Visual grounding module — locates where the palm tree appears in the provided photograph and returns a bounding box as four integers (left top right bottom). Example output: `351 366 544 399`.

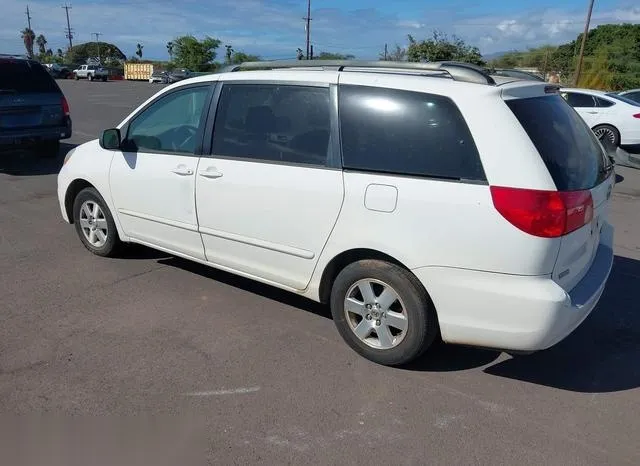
135 43 143 59
21 28 35 58
166 41 174 60
36 34 47 56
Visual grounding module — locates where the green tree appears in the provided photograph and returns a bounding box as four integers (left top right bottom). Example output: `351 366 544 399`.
67 42 126 64
230 51 260 64
315 51 356 60
225 45 233 63
172 35 221 71
407 31 484 66
135 43 144 59
36 34 47 57
485 24 640 89
21 28 35 58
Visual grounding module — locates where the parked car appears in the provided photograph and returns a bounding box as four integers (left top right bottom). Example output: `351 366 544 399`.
57 60 615 366
559 87 640 151
166 69 193 83
0 56 72 157
45 63 73 79
149 70 169 84
617 88 640 104
73 64 109 82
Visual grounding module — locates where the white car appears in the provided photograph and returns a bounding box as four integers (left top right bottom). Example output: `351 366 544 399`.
560 87 640 151
57 60 616 366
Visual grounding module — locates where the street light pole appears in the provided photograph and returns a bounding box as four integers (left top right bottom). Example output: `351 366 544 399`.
573 0 595 86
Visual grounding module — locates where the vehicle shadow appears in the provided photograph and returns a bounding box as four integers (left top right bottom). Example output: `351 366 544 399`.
0 142 76 176
482 254 640 393
158 254 639 393
156 256 331 320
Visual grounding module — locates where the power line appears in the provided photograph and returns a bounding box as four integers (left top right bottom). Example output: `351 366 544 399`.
62 3 73 50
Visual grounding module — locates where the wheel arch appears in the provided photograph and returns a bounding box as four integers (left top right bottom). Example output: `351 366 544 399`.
317 248 411 305
64 179 95 224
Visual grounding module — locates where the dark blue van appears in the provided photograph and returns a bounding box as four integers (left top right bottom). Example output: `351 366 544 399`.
0 56 72 157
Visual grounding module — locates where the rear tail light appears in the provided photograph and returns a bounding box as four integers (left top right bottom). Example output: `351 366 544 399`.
490 186 593 238
633 113 640 119
61 96 70 116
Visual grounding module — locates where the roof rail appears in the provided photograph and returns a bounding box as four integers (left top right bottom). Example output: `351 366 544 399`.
221 60 496 85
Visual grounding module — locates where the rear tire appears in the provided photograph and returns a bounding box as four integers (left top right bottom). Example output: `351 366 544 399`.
72 187 122 257
593 124 620 147
38 140 60 158
74 74 79 80
102 76 107 82
330 260 439 366
88 74 94 81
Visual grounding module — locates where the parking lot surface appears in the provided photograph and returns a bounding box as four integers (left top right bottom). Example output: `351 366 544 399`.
1 80 639 465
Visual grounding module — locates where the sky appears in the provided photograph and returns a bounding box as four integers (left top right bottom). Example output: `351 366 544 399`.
4 0 640 60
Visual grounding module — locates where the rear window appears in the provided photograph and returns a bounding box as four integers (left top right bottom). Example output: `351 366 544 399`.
0 60 60 93
506 95 606 191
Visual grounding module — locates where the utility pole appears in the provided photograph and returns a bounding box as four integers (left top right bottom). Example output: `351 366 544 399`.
310 44 314 60
62 3 73 50
384 43 388 60
304 0 311 60
25 5 32 30
92 32 102 61
573 0 595 86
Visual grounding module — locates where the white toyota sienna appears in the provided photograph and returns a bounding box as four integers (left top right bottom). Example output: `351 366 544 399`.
57 61 616 366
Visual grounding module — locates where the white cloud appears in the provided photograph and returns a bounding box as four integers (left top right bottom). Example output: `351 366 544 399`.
4 1 640 59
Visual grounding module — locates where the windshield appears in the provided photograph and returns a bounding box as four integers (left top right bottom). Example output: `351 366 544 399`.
506 95 607 191
0 60 60 93
605 93 640 106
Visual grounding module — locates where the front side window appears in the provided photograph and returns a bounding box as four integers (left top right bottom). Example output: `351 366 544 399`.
125 86 210 154
338 85 485 181
211 84 331 167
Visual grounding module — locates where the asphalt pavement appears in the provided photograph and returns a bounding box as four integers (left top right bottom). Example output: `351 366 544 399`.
1 79 639 465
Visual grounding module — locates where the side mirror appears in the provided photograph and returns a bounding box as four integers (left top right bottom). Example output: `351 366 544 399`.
99 128 121 150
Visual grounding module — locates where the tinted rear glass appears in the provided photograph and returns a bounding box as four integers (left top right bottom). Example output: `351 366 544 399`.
0 60 60 93
506 95 606 191
339 85 485 181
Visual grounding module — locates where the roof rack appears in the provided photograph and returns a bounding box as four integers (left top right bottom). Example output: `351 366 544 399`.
221 60 496 85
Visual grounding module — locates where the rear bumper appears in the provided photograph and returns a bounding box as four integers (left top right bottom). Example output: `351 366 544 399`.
620 129 640 147
0 120 72 146
413 222 614 352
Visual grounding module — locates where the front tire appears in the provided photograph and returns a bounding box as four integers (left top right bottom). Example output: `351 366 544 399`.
330 260 439 366
72 187 122 257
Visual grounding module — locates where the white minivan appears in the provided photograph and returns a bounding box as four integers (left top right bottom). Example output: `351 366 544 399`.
58 61 616 366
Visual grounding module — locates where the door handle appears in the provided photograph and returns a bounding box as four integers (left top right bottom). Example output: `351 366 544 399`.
586 111 599 114
199 167 223 179
171 165 193 176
